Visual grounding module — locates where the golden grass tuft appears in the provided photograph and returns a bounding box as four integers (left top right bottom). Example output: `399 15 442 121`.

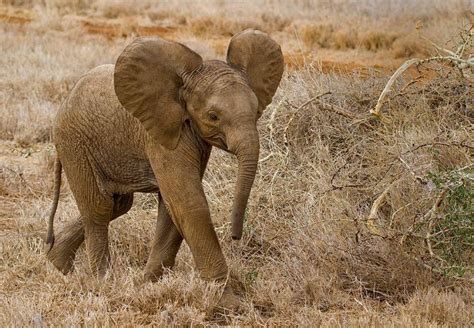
360 31 398 51
392 33 430 58
188 16 261 37
299 24 339 49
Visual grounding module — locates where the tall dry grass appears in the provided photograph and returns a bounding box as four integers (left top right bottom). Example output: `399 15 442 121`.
2 0 472 57
1 0 473 326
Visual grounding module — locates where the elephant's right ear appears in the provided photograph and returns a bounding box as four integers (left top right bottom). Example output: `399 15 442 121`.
114 37 202 149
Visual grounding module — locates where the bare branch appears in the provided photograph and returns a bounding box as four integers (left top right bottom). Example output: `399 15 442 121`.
371 58 420 118
283 91 330 147
426 188 449 257
366 186 391 236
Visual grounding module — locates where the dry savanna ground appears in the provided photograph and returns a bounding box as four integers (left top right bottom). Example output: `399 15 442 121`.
1 0 473 326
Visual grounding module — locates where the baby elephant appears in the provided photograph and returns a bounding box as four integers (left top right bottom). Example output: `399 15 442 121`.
45 29 283 305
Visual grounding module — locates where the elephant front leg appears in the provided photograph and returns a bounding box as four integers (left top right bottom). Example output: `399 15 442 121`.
144 196 183 281
163 196 240 310
166 196 228 281
152 162 228 281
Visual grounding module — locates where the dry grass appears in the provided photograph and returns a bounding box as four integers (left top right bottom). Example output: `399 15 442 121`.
1 0 473 326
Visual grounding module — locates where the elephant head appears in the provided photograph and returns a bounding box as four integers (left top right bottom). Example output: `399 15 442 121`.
114 29 284 240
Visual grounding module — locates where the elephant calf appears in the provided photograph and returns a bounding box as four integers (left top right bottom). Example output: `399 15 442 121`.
45 29 283 306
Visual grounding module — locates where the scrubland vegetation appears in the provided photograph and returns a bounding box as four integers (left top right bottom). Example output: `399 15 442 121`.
1 0 472 326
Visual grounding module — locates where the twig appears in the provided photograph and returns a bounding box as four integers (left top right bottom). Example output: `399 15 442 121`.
371 58 420 118
426 188 449 257
318 101 359 120
0 165 40 198
421 36 457 57
400 188 449 246
259 152 276 163
405 253 471 281
283 92 371 147
283 91 330 146
398 156 427 184
401 141 474 155
268 97 285 141
260 98 287 163
366 186 391 236
372 27 473 118
392 75 424 98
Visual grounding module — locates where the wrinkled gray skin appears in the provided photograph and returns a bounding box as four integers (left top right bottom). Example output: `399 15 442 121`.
45 30 283 309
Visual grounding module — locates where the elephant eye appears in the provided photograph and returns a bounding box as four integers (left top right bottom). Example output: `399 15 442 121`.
208 112 219 121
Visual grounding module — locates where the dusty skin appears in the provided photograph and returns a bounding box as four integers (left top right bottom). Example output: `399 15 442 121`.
1 0 473 326
47 31 283 310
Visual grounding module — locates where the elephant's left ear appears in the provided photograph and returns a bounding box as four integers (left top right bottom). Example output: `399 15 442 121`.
226 29 284 118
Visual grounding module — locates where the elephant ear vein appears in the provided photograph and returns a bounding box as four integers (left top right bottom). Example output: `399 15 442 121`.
114 37 202 149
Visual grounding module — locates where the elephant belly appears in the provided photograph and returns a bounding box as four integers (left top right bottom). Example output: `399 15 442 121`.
94 153 159 195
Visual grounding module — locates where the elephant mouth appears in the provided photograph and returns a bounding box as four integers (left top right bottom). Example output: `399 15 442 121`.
210 137 229 151
204 134 229 152
190 121 229 151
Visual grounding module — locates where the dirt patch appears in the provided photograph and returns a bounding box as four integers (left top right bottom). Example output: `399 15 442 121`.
66 15 177 39
0 6 34 24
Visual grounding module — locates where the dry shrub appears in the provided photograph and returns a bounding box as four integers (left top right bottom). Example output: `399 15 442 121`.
360 31 398 51
333 237 439 302
147 9 187 26
299 24 340 49
299 23 406 52
392 33 430 58
93 1 141 18
400 288 473 326
332 29 356 49
279 63 472 276
188 16 261 37
259 12 290 32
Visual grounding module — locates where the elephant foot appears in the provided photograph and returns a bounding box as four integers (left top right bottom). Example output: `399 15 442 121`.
47 247 75 274
45 219 85 274
46 235 83 274
143 268 165 282
217 286 241 311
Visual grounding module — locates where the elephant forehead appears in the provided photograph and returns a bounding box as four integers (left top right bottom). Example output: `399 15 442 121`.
207 85 257 109
184 60 249 95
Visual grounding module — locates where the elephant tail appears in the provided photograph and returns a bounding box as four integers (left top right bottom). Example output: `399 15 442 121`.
46 158 62 249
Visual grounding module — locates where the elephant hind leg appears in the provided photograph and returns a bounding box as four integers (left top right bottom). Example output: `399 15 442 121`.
46 216 85 274
144 195 183 282
83 193 134 277
46 194 133 275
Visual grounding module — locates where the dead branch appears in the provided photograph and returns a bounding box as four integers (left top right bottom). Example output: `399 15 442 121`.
426 188 449 257
366 186 391 236
317 101 367 123
372 27 473 118
283 91 330 146
371 58 420 118
259 98 287 163
401 141 474 155
400 188 449 246
398 156 427 184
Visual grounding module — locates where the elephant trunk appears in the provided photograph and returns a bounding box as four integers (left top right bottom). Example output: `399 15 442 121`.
230 132 260 240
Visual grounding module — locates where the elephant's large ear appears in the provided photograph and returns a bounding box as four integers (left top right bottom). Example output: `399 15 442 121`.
114 37 202 149
226 29 284 118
